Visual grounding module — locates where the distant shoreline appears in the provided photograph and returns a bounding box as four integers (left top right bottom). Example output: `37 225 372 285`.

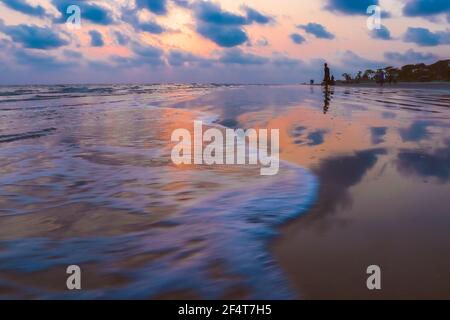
305 81 450 90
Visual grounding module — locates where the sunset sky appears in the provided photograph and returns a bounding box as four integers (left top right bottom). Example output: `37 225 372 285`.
0 0 448 84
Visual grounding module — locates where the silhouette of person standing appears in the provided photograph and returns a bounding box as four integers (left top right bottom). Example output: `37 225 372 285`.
323 63 331 86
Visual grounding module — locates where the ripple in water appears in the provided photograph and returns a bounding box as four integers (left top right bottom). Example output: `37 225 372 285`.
0 84 318 299
0 162 317 299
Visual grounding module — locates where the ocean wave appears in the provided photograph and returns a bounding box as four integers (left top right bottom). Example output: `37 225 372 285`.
0 85 319 299
0 162 317 299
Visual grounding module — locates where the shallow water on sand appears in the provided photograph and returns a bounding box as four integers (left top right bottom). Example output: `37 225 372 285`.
0 84 449 299
0 84 317 299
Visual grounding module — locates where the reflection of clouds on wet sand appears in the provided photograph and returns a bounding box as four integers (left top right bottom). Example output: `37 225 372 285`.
396 141 450 183
262 86 450 299
1 84 450 299
370 127 388 145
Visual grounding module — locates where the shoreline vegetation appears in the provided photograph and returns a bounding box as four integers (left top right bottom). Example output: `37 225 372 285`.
334 81 450 89
306 81 450 90
307 59 450 88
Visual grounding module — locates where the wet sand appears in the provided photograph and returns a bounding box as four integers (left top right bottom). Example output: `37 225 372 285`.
271 85 450 299
272 154 450 299
168 84 450 299
1 84 449 299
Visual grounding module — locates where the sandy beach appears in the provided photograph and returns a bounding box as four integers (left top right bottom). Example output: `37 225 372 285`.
271 84 450 299
0 84 449 299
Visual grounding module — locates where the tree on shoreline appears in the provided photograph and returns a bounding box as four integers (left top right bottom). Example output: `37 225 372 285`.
342 73 353 83
340 60 449 83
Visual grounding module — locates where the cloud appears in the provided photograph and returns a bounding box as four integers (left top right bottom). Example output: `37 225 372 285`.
135 0 168 16
384 49 438 63
290 33 305 44
196 23 248 47
297 23 335 39
337 50 383 70
0 21 69 49
218 48 269 65
133 21 165 34
324 0 379 15
134 20 164 33
14 49 73 70
168 50 212 67
89 30 104 47
167 50 197 66
194 1 247 25
370 25 392 40
403 27 450 46
87 59 112 71
194 2 274 25
255 37 269 47
402 0 450 18
271 54 302 67
122 9 165 34
1 0 46 17
242 6 273 24
169 48 304 69
63 49 83 59
381 11 392 18
172 0 191 8
193 2 271 47
109 42 166 69
52 0 114 25
108 55 133 68
131 42 165 66
113 31 129 46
